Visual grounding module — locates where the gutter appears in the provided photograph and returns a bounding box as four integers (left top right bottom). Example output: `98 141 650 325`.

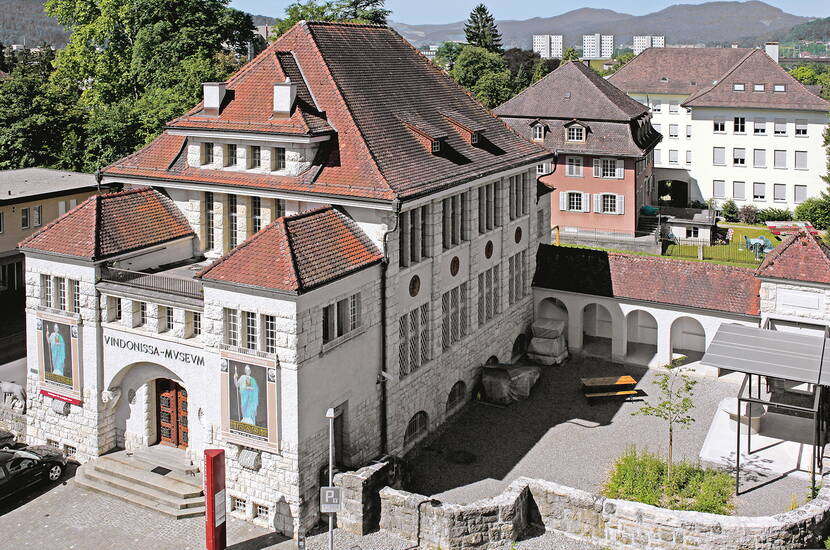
378 198 401 456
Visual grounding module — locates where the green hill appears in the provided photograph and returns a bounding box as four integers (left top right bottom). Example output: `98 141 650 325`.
0 0 67 47
785 16 830 41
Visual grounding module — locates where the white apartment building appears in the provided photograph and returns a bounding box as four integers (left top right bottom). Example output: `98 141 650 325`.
633 35 665 55
583 34 614 59
532 34 564 59
609 46 830 211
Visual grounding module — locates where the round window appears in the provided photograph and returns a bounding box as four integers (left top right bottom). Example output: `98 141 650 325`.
408 275 420 297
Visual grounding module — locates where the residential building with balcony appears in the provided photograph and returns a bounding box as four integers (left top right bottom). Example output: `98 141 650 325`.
609 46 830 211
495 61 661 249
18 22 551 538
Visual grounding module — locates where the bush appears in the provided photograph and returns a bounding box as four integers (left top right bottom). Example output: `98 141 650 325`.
757 207 793 224
794 196 830 230
738 204 758 225
603 447 734 514
720 200 739 222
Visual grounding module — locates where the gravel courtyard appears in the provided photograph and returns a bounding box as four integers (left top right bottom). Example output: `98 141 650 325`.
408 355 821 517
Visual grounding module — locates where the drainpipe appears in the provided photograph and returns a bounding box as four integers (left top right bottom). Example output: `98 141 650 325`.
378 199 401 456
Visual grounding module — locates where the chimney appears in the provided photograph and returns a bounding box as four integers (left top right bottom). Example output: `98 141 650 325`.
202 82 226 116
765 42 779 63
273 78 298 118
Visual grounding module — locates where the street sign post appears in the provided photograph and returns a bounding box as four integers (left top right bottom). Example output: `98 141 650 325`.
320 486 341 513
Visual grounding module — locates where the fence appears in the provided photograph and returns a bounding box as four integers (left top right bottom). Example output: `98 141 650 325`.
662 238 767 265
102 268 203 300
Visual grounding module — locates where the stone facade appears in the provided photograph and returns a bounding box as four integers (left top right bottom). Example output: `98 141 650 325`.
760 280 830 325
379 477 830 550
0 405 26 443
333 460 392 535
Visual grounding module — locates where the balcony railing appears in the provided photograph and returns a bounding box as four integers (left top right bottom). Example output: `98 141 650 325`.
101 268 203 301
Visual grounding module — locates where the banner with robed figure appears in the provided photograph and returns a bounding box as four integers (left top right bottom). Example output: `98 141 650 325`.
42 320 73 387
227 359 268 440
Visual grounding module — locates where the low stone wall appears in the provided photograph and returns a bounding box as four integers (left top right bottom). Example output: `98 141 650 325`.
379 477 830 550
334 461 391 535
0 404 26 443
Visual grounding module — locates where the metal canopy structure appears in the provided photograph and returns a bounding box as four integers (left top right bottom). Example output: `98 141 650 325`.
702 323 830 494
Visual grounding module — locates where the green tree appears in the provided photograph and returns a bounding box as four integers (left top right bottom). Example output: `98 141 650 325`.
464 4 502 53
336 0 390 24
634 360 697 488
531 58 559 83
472 69 512 108
449 46 506 90
789 65 819 85
273 1 339 37
795 196 830 230
562 47 579 61
434 41 465 71
720 199 739 222
603 52 634 76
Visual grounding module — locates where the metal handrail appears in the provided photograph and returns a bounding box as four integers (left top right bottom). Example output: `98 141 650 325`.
102 267 203 300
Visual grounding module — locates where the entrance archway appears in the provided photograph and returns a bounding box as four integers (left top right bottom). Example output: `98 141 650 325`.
658 180 689 207
582 303 612 358
156 379 188 449
626 310 658 365
537 297 568 330
670 317 706 363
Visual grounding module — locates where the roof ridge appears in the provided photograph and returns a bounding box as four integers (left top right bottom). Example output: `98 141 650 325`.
683 49 757 105
302 20 388 29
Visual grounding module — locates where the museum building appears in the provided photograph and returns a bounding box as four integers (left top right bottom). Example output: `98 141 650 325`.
17 22 552 535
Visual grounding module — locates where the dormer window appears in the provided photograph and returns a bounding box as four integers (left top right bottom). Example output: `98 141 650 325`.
733 83 745 91
753 83 765 92
774 84 786 92
471 132 479 145
566 126 585 142
203 142 214 165
431 140 441 153
226 144 238 167
532 124 544 141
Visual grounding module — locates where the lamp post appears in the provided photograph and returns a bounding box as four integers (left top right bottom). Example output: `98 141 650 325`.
325 407 336 550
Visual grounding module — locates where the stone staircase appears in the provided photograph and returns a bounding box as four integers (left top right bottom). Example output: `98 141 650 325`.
637 215 660 236
75 446 205 519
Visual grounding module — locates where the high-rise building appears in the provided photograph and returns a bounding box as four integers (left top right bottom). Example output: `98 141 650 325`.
582 34 614 59
532 34 564 59
633 35 666 55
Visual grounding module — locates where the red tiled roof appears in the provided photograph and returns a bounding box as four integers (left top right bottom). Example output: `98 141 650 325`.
104 22 550 203
19 187 194 260
533 245 761 316
756 232 830 285
198 206 382 292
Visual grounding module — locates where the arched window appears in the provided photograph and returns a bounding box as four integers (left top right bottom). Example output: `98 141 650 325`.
446 381 466 412
403 411 428 447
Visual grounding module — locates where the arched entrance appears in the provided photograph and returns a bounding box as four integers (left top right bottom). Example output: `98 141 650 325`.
538 297 568 332
670 317 706 364
626 310 658 365
658 180 689 207
582 303 612 358
156 379 188 449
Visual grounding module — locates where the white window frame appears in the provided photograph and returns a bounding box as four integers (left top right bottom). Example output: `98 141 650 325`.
733 148 746 166
733 83 745 91
21 207 30 229
795 150 808 170
753 149 766 168
752 182 765 201
753 83 765 92
668 150 678 165
566 126 584 142
795 120 808 137
669 124 678 138
713 147 725 166
774 119 787 136
733 181 746 201
774 149 786 169
753 119 766 135
773 183 786 203
532 124 544 141
33 205 42 227
774 84 786 92
713 119 725 133
566 156 583 177
794 184 807 204
733 117 746 134
713 180 725 199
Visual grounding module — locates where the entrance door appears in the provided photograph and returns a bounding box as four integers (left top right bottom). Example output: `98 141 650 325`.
157 380 188 449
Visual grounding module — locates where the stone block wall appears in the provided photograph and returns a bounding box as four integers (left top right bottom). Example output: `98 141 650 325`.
334 461 391 535
0 405 26 442
378 477 830 550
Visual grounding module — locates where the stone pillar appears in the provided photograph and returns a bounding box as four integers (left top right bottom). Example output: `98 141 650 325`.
611 310 626 363
123 299 138 328
212 143 223 170
172 307 187 339
214 193 227 255
146 303 160 333
237 195 249 244
656 317 673 367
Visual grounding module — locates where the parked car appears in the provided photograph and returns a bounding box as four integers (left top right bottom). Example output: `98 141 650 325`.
0 446 67 500
0 429 15 449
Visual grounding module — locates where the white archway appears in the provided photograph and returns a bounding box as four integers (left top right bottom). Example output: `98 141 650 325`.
670 317 706 363
626 310 658 365
582 303 613 358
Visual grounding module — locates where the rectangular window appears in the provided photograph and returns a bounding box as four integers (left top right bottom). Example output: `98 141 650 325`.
226 144 238 167
566 126 584 141
753 149 766 168
204 142 214 165
441 282 468 351
225 308 239 346
734 117 745 134
669 102 679 114
668 150 678 165
56 277 66 310
566 156 583 177
795 120 807 137
399 303 430 377
274 199 286 219
654 149 661 164
753 83 765 92
323 294 361 344
567 192 582 212
733 83 745 91
601 194 617 213
477 264 500 326
33 205 42 227
774 84 786 92
753 119 766 135
774 150 786 169
70 280 80 313
733 181 745 200
273 147 286 170
653 99 662 112
243 311 257 350
733 148 745 166
508 174 529 220
685 226 699 238
713 180 725 199
795 185 807 204
669 124 678 138
0 211 3 234
191 312 201 337
533 125 544 141
255 504 270 519
685 150 692 165
795 151 808 170
250 146 261 168
21 207 29 229
166 306 174 332
686 125 692 138
228 194 239 248
753 182 765 201
599 158 618 178
653 123 661 133
251 196 262 233
204 192 215 250
137 301 147 327
478 182 497 233
774 184 786 202
41 275 52 308
713 120 725 133
774 119 787 136
508 251 528 306
537 163 547 175
713 147 725 166
264 315 277 353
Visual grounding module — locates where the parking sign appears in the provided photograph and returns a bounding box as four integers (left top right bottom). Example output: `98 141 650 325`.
320 486 341 513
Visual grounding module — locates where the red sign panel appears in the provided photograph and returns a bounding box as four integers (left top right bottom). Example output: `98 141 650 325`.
39 389 82 406
205 449 227 550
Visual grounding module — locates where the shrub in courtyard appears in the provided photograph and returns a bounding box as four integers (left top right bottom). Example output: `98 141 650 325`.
795 196 830 230
757 208 792 224
720 200 739 222
738 204 758 224
603 447 734 514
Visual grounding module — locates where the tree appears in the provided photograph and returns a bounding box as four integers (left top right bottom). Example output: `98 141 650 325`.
531 58 559 83
795 196 830 230
273 1 340 37
562 47 579 61
720 199 739 222
503 48 542 93
336 0 390 24
449 46 506 91
634 360 697 489
789 65 819 85
603 52 634 76
464 4 502 53
472 69 512 108
434 41 465 71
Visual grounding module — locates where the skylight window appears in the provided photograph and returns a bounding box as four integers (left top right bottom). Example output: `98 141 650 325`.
733 83 745 91
431 140 441 153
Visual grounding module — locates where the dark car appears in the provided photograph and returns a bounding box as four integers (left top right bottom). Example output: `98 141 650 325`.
0 446 67 500
0 429 15 449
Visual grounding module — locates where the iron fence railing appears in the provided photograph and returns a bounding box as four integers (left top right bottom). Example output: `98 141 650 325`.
661 238 767 265
102 267 203 300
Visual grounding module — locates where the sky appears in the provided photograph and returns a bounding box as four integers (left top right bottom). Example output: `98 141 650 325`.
228 0 830 24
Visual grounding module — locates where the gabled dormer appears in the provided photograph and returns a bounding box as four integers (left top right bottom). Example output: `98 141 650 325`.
563 119 588 142
441 110 485 146
529 119 547 142
400 113 448 154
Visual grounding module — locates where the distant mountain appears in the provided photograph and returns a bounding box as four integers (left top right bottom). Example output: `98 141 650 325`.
784 16 830 41
0 0 67 47
392 1 813 50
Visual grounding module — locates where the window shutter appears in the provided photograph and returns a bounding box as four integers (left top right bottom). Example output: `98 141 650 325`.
616 195 625 215
593 194 602 213
582 193 591 212
592 158 601 178
559 192 567 211
615 159 624 179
